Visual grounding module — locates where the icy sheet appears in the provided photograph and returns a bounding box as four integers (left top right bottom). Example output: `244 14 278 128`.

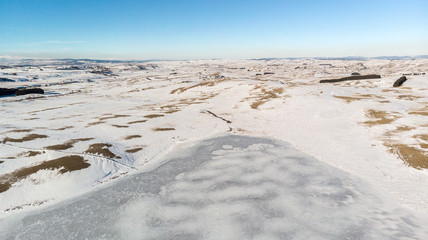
1 135 426 239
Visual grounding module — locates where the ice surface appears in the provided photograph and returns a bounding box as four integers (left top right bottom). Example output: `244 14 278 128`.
1 135 426 239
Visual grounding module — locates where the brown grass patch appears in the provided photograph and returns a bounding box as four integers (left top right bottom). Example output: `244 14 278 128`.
333 95 363 103
3 134 48 143
364 110 399 126
6 129 33 133
153 127 175 132
53 126 74 131
409 111 428 116
396 126 415 132
170 79 226 94
334 94 383 103
144 114 164 119
163 109 180 114
111 124 129 128
0 155 89 193
421 144 428 149
27 151 43 157
409 106 428 116
45 138 93 151
386 144 428 169
125 147 143 153
124 135 141 140
250 87 285 109
99 114 130 120
414 134 428 142
87 121 106 126
127 120 147 124
85 143 121 159
397 95 422 101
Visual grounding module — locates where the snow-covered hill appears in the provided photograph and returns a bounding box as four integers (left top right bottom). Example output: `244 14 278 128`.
1 58 427 219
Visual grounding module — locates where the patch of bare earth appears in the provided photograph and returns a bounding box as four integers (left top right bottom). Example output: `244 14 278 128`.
45 138 94 151
158 93 219 114
0 155 89 193
127 120 147 124
53 126 74 131
248 87 286 109
2 134 48 143
409 105 428 116
125 147 143 153
85 143 121 159
333 94 384 103
385 144 428 169
87 121 106 126
99 114 130 120
378 125 428 169
27 151 43 157
6 129 33 133
124 135 141 140
170 78 227 94
111 124 129 128
153 127 175 132
144 114 164 119
363 110 400 126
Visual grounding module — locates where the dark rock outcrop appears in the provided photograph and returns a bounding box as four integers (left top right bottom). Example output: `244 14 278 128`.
15 88 44 96
393 76 407 87
0 88 16 96
320 74 381 83
0 88 44 97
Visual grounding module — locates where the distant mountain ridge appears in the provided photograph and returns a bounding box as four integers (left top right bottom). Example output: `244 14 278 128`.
1 55 428 66
256 55 428 61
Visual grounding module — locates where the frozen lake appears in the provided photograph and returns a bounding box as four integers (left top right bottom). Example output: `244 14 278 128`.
1 135 427 239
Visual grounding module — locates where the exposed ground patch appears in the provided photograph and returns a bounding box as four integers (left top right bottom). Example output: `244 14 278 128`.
386 144 428 169
85 143 121 159
87 121 106 126
124 135 141 140
127 120 147 124
153 127 175 132
0 155 89 193
99 114 130 121
409 105 428 116
144 114 164 119
363 110 400 126
333 94 383 103
125 147 143 153
249 87 286 109
6 129 33 133
53 126 74 131
111 124 129 128
3 134 48 143
45 138 94 151
170 79 227 94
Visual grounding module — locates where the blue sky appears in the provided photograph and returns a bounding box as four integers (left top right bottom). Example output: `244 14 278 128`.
1 0 427 59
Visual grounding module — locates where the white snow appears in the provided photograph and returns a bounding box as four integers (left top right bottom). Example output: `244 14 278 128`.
0 58 427 229
1 135 427 239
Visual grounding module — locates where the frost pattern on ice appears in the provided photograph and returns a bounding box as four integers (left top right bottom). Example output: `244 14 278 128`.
1 136 426 239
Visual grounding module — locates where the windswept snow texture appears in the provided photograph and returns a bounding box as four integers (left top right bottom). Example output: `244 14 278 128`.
1 135 427 239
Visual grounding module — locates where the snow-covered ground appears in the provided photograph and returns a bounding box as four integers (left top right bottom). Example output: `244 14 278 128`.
0 58 427 234
1 135 427 239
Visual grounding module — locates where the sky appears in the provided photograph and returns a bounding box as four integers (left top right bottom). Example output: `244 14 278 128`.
1 0 427 60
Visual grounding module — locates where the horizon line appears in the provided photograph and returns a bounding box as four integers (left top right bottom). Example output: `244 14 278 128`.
1 54 428 62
